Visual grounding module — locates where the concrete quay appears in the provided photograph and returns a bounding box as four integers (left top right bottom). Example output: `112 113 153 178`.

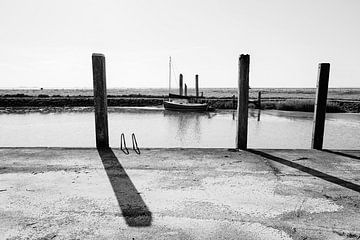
1 148 360 240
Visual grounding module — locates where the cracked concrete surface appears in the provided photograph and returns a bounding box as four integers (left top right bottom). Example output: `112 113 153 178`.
1 148 360 239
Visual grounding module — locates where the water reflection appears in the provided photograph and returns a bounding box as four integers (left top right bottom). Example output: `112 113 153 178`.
249 110 257 118
163 110 213 146
260 110 314 121
231 109 260 121
0 108 359 149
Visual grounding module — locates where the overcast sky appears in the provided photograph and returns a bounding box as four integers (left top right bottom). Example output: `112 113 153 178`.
0 0 359 88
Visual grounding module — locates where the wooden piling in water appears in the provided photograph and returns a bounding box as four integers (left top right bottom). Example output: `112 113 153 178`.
195 75 199 98
92 53 109 149
312 63 330 150
258 91 262 109
257 92 261 121
179 74 183 96
232 95 236 109
236 54 250 150
185 84 188 96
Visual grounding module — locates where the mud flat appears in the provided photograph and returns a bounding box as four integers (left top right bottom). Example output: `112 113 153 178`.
1 148 360 239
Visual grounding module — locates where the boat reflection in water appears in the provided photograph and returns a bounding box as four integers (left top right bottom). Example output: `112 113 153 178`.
163 110 215 146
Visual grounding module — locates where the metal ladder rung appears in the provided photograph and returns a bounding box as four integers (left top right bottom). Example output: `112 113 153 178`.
132 133 141 154
120 133 129 155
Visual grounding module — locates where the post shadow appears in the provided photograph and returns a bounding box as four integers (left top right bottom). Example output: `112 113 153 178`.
97 148 152 227
247 149 360 193
322 149 360 161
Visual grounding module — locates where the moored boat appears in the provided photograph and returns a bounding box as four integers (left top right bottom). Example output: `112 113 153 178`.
164 57 210 112
164 100 209 112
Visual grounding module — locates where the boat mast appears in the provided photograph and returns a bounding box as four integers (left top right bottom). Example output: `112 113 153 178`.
168 56 171 96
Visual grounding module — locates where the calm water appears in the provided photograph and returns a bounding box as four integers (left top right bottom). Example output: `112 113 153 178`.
1 108 359 149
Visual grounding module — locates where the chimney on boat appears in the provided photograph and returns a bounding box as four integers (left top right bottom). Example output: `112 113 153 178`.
195 74 199 98
179 74 183 96
185 84 188 96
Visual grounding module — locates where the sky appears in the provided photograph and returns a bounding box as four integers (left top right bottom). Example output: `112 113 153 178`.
0 0 359 89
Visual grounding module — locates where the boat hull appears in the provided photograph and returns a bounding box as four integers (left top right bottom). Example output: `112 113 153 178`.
164 101 209 112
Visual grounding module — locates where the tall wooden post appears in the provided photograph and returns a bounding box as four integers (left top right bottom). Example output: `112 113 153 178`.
232 95 236 109
195 74 199 98
257 91 261 122
312 63 330 150
92 53 109 149
184 84 188 96
236 54 250 150
258 91 262 109
179 74 183 96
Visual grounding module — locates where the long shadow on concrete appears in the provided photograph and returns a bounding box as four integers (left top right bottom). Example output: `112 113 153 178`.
97 148 152 227
322 149 360 161
247 149 360 193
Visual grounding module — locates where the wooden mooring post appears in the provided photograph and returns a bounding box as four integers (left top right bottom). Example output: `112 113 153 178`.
312 63 330 150
179 74 183 96
257 91 262 121
236 54 250 150
232 95 236 109
195 74 199 98
92 53 109 149
258 91 262 109
184 84 188 96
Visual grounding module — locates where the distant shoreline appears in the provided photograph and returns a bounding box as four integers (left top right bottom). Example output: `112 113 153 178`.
0 96 359 113
0 88 359 113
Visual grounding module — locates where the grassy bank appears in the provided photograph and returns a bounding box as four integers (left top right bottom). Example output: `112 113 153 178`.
0 96 163 107
1 94 360 113
206 99 360 113
261 100 346 113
